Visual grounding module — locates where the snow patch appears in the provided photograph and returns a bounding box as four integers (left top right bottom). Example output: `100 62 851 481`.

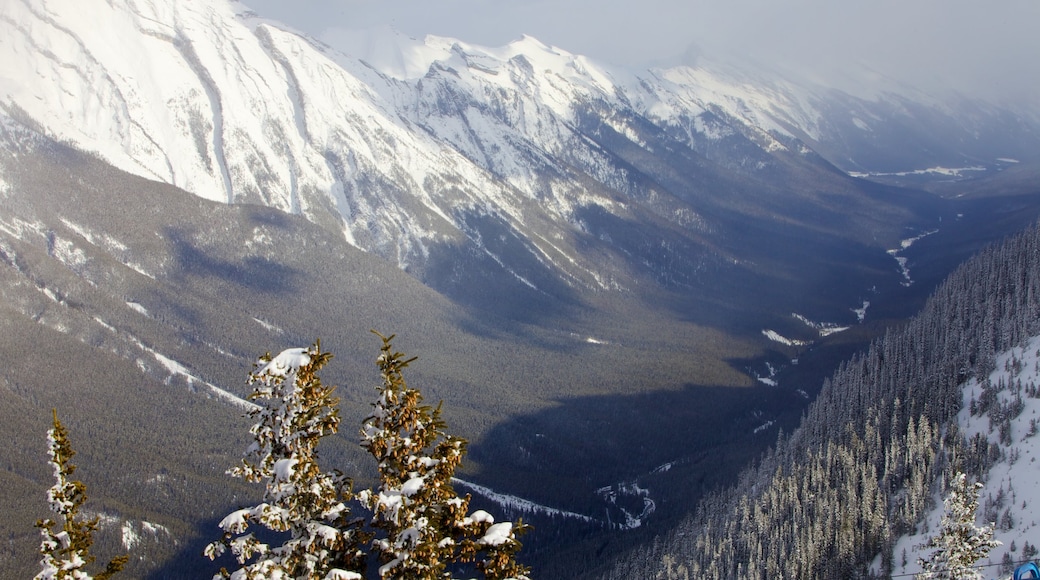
888 229 938 287
452 478 594 523
752 361 781 386
792 313 849 337
597 481 656 530
126 301 148 316
850 166 986 179
135 333 255 409
60 219 153 278
253 317 285 335
762 329 811 347
121 521 141 550
851 300 871 323
753 420 776 434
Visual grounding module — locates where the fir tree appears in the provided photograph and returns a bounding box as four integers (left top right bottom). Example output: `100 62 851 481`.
916 472 1000 580
35 410 127 580
358 331 530 579
205 343 366 579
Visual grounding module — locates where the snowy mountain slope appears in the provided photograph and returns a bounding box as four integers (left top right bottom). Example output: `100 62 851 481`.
0 0 568 276
2 125 793 577
6 5 1040 577
885 335 1040 578
0 0 681 293
4 0 1036 315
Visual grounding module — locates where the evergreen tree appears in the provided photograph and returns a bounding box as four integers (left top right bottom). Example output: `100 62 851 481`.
205 343 366 579
207 336 529 578
916 472 1000 580
35 410 127 580
358 332 530 579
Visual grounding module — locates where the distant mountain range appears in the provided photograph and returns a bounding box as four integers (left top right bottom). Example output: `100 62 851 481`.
3 0 1040 577
4 0 1039 310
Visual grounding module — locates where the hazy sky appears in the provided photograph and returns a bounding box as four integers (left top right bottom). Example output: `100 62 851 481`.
244 0 1040 107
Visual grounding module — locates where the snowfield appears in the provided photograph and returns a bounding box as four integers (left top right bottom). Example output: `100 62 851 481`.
2 0 1016 292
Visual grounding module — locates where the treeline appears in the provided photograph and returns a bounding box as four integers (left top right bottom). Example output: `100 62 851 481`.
601 220 1040 579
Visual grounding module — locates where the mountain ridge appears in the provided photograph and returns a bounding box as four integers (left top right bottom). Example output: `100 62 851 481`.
4 0 1037 298
5 1 1040 576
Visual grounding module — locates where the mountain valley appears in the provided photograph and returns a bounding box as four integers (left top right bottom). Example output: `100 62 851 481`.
2 0 1040 577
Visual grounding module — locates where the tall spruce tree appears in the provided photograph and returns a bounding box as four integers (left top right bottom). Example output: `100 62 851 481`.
358 332 530 579
207 336 529 579
35 410 127 580
916 472 1000 580
205 343 366 579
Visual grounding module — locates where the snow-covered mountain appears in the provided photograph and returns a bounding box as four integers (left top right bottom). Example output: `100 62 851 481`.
6 2 1040 577
885 335 1040 578
3 0 1038 313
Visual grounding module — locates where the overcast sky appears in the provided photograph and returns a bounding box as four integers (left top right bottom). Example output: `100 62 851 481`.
243 0 1040 108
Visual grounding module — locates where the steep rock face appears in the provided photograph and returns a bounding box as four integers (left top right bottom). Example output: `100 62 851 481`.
2 0 1038 306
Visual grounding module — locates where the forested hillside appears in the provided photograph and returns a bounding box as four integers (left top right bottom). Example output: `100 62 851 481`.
601 220 1040 579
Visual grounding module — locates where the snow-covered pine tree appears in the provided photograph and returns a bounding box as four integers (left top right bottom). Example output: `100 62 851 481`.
205 343 366 579
35 410 127 580
916 472 1000 580
358 332 530 579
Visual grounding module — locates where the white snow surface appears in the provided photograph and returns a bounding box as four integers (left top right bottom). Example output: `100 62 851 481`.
888 229 938 287
257 347 310 377
596 480 656 530
452 478 594 523
850 166 987 179
883 334 1040 578
761 329 811 347
852 300 871 323
792 312 850 337
0 0 903 282
479 522 514 546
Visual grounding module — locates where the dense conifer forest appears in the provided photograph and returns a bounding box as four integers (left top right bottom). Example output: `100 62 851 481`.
599 220 1040 579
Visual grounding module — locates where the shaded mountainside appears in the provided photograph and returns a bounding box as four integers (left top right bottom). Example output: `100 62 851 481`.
2 0 1038 326
0 107 775 578
598 221 1040 579
4 1 1040 578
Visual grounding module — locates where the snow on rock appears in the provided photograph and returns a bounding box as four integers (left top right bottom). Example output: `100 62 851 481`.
0 0 948 292
117 518 172 550
121 521 141 550
126 301 149 316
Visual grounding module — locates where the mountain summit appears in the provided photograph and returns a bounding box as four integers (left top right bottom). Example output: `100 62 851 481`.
5 1 1040 576
4 0 1038 308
